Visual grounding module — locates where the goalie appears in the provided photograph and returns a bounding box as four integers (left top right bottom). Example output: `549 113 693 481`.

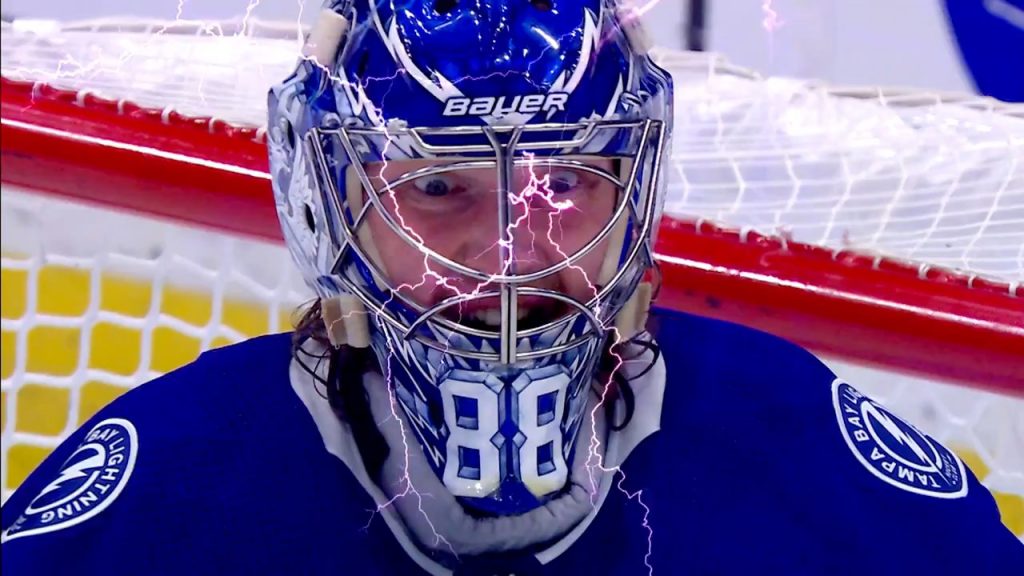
2 0 1021 574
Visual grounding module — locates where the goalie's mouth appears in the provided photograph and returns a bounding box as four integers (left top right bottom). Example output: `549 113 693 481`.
445 300 570 332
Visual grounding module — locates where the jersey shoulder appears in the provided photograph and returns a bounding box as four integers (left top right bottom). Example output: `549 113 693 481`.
649 307 836 412
31 332 309 460
648 309 973 498
114 331 299 417
1 333 304 521
0 334 381 574
642 310 1023 570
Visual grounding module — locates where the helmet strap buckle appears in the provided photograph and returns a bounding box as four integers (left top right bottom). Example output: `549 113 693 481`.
321 294 371 348
614 281 653 341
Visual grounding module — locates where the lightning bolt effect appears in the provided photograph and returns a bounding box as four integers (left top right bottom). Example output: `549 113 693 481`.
11 1 660 571
761 0 785 32
761 0 785 62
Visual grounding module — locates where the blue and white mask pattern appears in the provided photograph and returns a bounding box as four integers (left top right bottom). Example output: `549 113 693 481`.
268 0 672 515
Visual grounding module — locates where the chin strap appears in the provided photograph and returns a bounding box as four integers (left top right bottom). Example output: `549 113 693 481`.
614 281 653 341
321 294 371 349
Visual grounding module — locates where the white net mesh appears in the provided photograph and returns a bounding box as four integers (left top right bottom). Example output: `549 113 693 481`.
1 18 1021 537
0 18 302 127
659 50 1024 284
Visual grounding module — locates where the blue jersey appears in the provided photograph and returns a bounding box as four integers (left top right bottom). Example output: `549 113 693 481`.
2 310 1021 575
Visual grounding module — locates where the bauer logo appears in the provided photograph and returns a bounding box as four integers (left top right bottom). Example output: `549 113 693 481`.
1 418 138 542
832 380 967 498
442 93 569 117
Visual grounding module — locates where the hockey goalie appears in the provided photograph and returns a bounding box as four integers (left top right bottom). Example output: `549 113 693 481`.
2 0 1022 574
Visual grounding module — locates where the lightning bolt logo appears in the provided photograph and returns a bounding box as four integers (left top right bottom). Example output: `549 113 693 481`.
3 419 138 543
28 445 106 506
862 405 936 468
832 380 968 499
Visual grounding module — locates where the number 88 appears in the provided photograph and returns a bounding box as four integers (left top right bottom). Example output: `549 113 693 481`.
439 371 571 499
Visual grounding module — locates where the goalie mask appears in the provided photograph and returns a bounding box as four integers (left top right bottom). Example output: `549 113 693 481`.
268 0 673 516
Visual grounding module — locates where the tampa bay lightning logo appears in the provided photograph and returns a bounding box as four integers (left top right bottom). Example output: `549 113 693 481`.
832 380 967 498
1 419 138 542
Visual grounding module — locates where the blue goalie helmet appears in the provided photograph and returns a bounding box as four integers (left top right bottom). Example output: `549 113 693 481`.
268 0 673 516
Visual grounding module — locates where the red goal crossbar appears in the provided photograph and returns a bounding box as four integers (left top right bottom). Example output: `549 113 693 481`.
2 77 1021 395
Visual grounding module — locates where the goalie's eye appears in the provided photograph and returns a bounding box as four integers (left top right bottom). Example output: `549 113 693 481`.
412 174 458 197
547 170 580 194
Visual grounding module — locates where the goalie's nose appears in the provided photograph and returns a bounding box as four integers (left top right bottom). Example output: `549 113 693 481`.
453 189 568 281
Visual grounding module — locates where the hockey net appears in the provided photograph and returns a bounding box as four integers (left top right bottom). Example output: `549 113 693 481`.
1 18 1022 537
